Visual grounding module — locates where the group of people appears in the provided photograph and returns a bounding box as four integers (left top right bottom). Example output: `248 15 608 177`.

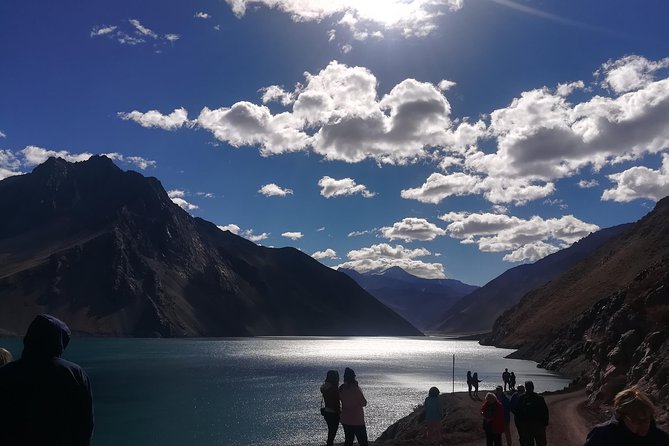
320 367 369 446
502 368 517 391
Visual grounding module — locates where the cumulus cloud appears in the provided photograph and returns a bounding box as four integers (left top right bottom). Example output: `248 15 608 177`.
318 176 375 198
380 217 446 242
439 211 599 262
0 150 22 180
118 108 193 130
578 179 599 188
259 183 293 197
167 189 199 211
312 248 339 260
218 224 241 234
194 12 211 19
597 55 669 94
334 243 445 279
218 224 269 242
602 153 669 202
224 0 464 40
282 231 303 240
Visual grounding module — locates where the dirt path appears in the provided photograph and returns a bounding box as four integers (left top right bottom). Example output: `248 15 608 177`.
544 389 591 446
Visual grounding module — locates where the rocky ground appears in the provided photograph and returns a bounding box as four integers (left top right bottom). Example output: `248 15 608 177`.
332 388 609 446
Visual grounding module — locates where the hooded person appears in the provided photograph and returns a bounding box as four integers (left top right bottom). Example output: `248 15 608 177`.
0 314 94 446
339 367 368 446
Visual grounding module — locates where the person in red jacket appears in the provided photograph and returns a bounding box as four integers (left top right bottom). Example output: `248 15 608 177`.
481 392 505 446
339 367 368 446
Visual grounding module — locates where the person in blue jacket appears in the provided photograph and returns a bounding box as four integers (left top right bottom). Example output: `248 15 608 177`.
0 314 94 446
584 387 669 446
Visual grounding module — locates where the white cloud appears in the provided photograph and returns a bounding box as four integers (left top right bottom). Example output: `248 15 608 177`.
334 243 445 279
438 80 456 92
21 146 92 166
224 0 463 40
164 34 180 42
282 231 303 240
439 211 599 262
123 156 156 170
602 153 669 202
129 19 158 39
0 150 23 180
218 224 241 234
341 44 352 54
259 183 293 197
118 108 192 130
197 192 215 198
312 248 338 260
380 217 446 242
597 55 669 94
167 189 199 211
90 25 118 37
348 229 373 237
578 179 599 188
318 176 375 198
317 226 326 232
260 85 294 106
194 12 211 19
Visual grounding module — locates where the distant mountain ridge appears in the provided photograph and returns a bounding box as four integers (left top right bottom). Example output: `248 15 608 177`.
339 266 478 331
0 156 421 337
484 196 669 427
432 223 631 334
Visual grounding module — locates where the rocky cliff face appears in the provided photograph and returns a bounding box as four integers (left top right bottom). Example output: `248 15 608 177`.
433 224 629 334
485 197 669 426
0 156 421 337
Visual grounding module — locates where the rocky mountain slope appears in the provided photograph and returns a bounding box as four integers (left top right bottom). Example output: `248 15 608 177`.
484 197 669 424
433 224 630 334
340 266 478 331
0 156 421 337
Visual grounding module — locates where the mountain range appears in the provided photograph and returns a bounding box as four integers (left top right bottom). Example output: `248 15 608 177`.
0 156 420 337
339 266 478 331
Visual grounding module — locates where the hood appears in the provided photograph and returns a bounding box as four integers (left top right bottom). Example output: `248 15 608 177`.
22 314 71 359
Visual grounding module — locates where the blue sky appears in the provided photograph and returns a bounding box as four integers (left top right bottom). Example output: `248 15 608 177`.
2 0 669 286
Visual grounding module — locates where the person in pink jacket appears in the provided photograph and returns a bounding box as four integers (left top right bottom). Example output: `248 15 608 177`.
339 367 368 446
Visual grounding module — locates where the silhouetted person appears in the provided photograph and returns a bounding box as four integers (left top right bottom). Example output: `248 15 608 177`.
509 372 516 391
510 384 525 441
320 370 341 446
0 347 12 366
339 367 368 446
424 386 442 446
514 381 547 446
502 368 510 391
584 387 669 445
0 314 94 446
495 386 512 446
467 371 474 399
481 392 505 446
472 372 483 400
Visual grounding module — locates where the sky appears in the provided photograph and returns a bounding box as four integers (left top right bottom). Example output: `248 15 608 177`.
1 0 669 286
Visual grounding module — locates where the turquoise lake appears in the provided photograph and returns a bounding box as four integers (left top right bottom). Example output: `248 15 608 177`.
0 337 571 446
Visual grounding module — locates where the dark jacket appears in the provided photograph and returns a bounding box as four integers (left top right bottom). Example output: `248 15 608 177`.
320 382 341 415
514 391 549 426
0 315 94 446
584 416 669 446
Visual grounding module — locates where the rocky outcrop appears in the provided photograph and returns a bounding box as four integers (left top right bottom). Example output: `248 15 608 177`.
485 197 669 428
0 156 421 337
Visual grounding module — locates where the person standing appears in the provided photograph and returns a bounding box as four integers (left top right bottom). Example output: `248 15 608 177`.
495 386 512 446
502 369 511 392
467 371 474 399
481 392 505 446
514 381 548 446
320 370 341 446
0 314 94 446
472 372 483 400
339 367 368 446
509 385 526 443
424 386 442 446
509 372 516 391
584 387 669 445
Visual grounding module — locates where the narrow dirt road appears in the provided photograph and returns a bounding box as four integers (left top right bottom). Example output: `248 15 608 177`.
544 389 593 446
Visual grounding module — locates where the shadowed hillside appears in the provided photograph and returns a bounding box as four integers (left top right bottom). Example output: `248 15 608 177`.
0 156 421 337
433 224 630 334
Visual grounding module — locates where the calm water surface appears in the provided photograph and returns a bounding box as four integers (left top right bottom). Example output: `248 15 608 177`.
1 337 570 446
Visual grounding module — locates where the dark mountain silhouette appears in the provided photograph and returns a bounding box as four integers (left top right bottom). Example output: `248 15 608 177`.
432 223 630 334
339 266 478 330
0 156 421 337
484 197 669 426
